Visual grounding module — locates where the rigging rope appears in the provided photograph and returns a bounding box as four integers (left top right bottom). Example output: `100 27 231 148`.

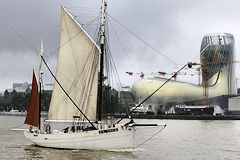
134 124 166 148
13 27 97 129
101 11 131 112
107 14 178 67
104 37 131 111
115 63 188 124
108 18 152 107
40 55 97 129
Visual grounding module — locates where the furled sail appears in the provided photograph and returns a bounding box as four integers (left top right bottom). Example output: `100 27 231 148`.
48 7 99 121
25 70 39 127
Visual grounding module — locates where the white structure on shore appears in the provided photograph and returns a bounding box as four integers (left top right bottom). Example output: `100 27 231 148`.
132 33 237 111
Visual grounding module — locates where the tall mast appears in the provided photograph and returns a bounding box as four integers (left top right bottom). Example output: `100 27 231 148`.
38 40 44 131
98 0 107 122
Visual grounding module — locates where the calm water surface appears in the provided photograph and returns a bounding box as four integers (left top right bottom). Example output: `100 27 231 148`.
0 115 240 160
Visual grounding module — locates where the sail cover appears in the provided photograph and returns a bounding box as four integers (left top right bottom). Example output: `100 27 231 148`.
25 70 39 127
48 7 99 121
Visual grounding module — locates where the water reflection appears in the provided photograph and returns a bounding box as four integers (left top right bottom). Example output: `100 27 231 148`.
24 145 43 159
24 145 135 160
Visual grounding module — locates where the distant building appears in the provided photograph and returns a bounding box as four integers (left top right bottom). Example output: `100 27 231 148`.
3 82 32 100
0 93 3 100
14 87 28 96
13 82 31 90
119 91 135 106
13 82 31 96
117 86 136 106
228 96 240 114
132 33 237 111
119 86 131 92
4 89 17 100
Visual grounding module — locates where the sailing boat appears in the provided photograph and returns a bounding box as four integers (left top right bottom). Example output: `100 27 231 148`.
24 0 165 150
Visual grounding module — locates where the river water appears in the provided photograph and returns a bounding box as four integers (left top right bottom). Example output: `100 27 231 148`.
1 115 240 160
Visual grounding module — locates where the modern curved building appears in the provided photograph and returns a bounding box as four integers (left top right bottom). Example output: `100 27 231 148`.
132 33 237 111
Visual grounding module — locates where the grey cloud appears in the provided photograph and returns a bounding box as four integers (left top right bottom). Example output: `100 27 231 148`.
1 0 240 91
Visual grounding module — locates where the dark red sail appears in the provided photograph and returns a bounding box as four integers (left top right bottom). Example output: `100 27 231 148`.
24 70 39 127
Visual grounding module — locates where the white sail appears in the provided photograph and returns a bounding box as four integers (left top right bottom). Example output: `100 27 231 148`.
48 7 99 121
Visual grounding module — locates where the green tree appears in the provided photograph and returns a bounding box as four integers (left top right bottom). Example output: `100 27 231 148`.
102 85 122 114
0 99 11 111
41 91 52 111
0 91 52 112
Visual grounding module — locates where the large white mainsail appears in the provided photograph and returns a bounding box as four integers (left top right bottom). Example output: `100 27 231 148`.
48 7 99 121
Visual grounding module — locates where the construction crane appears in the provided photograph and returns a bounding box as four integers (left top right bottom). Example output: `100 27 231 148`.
126 68 201 82
187 36 222 106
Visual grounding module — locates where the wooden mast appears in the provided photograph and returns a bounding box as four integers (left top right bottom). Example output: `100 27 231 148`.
38 40 44 131
98 0 107 122
39 79 41 130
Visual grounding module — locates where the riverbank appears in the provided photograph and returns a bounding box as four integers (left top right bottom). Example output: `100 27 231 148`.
109 114 240 120
0 111 47 117
2 111 240 120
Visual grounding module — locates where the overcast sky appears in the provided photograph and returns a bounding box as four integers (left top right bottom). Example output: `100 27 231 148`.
1 0 240 92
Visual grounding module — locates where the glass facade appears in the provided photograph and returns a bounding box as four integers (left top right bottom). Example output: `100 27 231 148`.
200 33 235 88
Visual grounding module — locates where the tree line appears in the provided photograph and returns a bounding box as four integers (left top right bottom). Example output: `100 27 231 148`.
0 86 128 114
0 91 51 112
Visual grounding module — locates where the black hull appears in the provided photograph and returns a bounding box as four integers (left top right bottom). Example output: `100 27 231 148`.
174 106 214 115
